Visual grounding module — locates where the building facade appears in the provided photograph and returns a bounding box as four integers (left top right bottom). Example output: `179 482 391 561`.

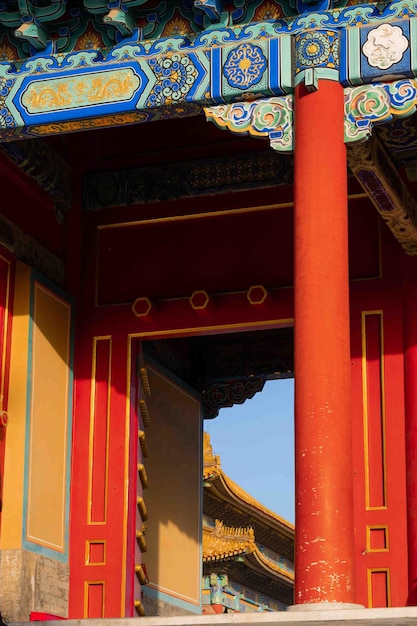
0 0 415 621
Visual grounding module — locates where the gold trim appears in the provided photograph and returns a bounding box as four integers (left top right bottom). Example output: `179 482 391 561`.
137 496 148 521
140 367 151 396
366 525 389 553
94 230 100 308
247 285 268 306
361 311 387 511
85 540 107 566
139 398 150 427
189 290 210 310
121 334 133 615
97 195 367 232
84 580 105 618
138 430 149 457
138 463 148 489
98 203 293 231
134 599 145 616
87 336 112 525
135 564 149 585
136 529 147 553
367 568 391 608
127 317 294 340
132 297 153 318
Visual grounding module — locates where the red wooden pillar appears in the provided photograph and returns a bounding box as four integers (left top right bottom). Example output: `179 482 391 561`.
402 255 417 605
293 80 356 605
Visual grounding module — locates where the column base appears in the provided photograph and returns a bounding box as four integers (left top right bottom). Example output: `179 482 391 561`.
287 603 364 612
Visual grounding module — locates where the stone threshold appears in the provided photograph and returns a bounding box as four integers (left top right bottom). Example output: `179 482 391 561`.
14 607 417 626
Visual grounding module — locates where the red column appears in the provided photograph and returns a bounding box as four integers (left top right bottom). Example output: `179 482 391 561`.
293 80 356 605
402 255 417 605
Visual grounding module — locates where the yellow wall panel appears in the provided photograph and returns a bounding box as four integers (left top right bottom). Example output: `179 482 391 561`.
145 367 201 607
0 262 30 549
26 282 71 552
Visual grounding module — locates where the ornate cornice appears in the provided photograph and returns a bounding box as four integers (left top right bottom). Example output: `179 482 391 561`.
84 150 292 210
348 134 417 254
202 378 266 419
0 139 72 221
0 212 64 284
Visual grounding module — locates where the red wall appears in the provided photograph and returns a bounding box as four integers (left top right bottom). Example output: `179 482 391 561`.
68 188 409 615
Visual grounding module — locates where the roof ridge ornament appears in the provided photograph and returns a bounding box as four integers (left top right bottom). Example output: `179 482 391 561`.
203 432 222 470
213 519 255 542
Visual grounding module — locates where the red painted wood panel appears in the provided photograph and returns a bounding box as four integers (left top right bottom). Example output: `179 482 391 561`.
90 339 111 524
69 332 130 618
351 288 407 608
363 313 386 509
369 570 390 608
0 251 14 536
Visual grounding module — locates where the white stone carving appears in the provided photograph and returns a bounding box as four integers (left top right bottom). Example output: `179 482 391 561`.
363 23 408 70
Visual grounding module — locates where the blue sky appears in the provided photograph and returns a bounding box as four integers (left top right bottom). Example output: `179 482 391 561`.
204 378 295 524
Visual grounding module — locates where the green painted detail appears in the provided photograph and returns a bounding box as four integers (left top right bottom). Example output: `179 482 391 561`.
411 18 417 76
346 26 361 85
344 79 417 143
294 66 339 85
205 96 294 152
279 36 294 94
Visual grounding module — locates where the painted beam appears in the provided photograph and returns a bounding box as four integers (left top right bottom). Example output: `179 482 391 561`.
1 5 417 142
0 32 292 141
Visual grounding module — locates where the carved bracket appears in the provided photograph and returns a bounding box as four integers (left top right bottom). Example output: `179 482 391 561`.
205 97 294 152
344 79 417 143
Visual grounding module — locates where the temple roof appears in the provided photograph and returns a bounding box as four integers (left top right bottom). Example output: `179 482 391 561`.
203 520 256 561
203 432 294 532
203 519 294 586
203 433 294 562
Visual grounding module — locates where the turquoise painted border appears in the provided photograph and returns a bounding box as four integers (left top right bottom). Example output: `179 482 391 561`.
294 66 339 86
143 586 202 615
411 18 417 74
22 270 74 563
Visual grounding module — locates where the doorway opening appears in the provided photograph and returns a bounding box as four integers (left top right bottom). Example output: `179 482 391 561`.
140 327 295 614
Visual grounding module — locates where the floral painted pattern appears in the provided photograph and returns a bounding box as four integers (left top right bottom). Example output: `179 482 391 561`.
295 30 339 72
224 43 267 90
148 53 197 106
